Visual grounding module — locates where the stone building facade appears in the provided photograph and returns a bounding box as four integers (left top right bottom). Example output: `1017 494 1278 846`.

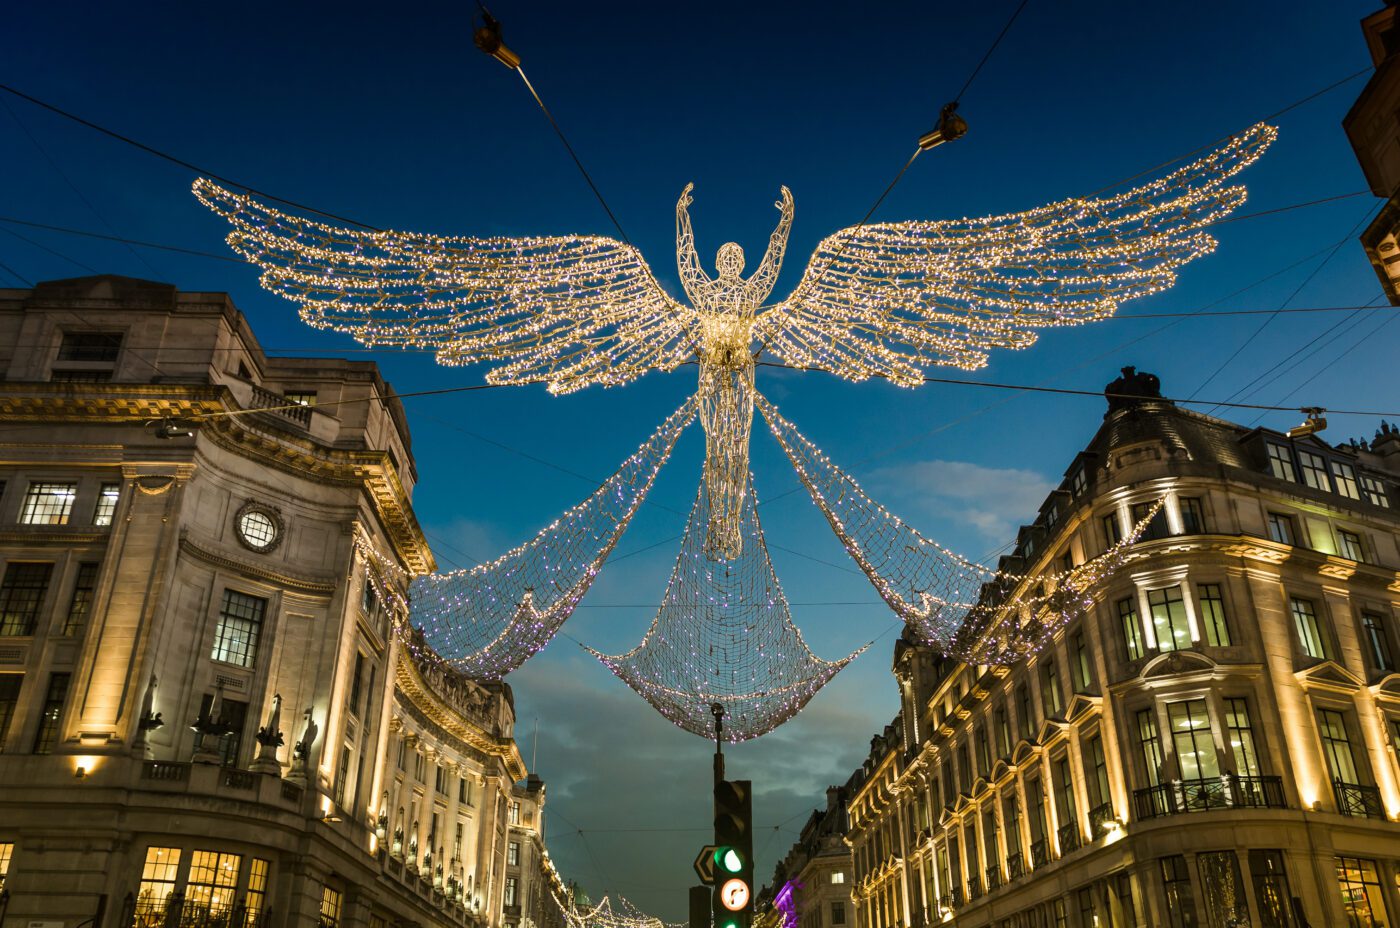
0 275 560 928
844 371 1400 927
758 783 859 928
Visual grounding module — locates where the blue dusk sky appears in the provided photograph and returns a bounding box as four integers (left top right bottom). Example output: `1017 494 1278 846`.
6 0 1400 918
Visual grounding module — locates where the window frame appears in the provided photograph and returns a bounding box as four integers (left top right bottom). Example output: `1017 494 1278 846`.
1196 583 1231 647
1146 585 1192 652
1289 596 1330 660
1359 611 1396 673
18 481 78 526
210 589 268 669
1296 449 1331 491
1117 597 1146 661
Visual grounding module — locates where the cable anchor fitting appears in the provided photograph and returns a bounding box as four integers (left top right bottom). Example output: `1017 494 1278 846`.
917 102 968 151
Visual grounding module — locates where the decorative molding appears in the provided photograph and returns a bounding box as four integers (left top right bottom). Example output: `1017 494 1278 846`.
1141 650 1217 679
135 476 176 496
395 656 526 781
178 533 337 595
1295 660 1365 694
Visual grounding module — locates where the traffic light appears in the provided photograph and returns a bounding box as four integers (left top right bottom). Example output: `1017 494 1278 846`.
712 779 753 928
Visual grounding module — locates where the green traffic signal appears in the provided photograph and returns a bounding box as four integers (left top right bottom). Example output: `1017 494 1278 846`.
714 847 743 874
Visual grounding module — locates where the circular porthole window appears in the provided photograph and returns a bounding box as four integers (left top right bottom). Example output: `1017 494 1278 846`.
235 502 283 553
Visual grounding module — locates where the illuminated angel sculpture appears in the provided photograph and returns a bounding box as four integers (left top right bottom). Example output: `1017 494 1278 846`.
195 123 1274 738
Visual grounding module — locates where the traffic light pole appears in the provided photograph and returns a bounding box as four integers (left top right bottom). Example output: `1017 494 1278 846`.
711 702 724 784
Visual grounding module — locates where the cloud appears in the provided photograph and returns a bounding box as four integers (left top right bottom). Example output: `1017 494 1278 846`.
869 459 1054 542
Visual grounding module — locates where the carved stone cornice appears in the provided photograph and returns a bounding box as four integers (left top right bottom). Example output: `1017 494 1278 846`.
0 384 435 576
396 656 526 781
179 533 338 595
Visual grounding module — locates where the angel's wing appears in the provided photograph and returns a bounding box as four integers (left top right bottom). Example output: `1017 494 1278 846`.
752 123 1277 384
193 179 696 394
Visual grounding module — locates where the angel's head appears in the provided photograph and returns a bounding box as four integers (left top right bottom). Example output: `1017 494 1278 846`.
715 242 745 280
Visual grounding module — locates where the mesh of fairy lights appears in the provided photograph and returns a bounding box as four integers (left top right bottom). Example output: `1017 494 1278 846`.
563 896 684 928
588 476 866 742
407 398 696 680
194 124 1273 733
757 393 1164 665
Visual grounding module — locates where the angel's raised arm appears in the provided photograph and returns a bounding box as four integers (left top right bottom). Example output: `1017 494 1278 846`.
744 186 794 305
676 183 711 305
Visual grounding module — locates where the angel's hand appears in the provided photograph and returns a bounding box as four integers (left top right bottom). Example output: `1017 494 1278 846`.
678 182 695 212
775 185 794 217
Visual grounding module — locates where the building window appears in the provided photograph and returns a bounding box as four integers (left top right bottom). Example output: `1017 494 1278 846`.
333 748 352 806
0 562 54 636
508 841 520 866
1160 855 1196 928
957 740 972 792
19 482 77 525
975 724 991 777
1266 444 1295 481
1249 850 1293 928
246 858 270 925
1148 586 1191 652
1167 699 1218 780
1224 698 1260 777
1178 497 1205 534
211 590 266 668
995 705 1012 757
1297 450 1331 491
57 331 122 362
32 672 70 754
63 562 99 636
1017 683 1034 739
1360 474 1390 508
134 847 183 919
1071 630 1093 692
91 482 121 526
1332 462 1360 499
508 800 521 825
284 391 317 406
320 885 344 927
1266 512 1296 545
1136 708 1164 787
1102 512 1122 548
1070 468 1087 496
1052 755 1077 841
504 877 518 907
1336 857 1390 927
1131 501 1169 541
1196 583 1230 647
1117 597 1145 660
0 675 22 752
1041 659 1063 717
831 902 846 926
1317 709 1360 784
1338 529 1365 562
1360 612 1396 673
347 652 366 718
1198 852 1249 928
460 776 472 805
1290 597 1329 660
187 850 242 919
831 872 845 885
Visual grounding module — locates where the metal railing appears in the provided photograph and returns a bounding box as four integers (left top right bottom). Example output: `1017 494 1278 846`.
965 873 981 901
1333 780 1385 820
984 864 1001 892
130 893 265 927
1133 775 1286 819
1005 852 1024 880
1029 838 1051 870
1057 822 1081 855
1088 801 1115 838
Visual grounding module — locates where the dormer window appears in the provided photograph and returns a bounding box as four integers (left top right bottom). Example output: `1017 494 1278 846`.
1297 450 1331 491
1266 444 1295 482
52 331 122 382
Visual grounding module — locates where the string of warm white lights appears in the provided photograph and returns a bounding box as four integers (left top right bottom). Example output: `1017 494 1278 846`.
756 392 1161 663
589 474 864 742
404 397 696 680
751 124 1276 384
192 179 696 395
562 896 684 928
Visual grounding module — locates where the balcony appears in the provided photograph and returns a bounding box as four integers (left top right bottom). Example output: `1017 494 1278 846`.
1133 775 1286 819
965 873 982 901
128 892 266 927
249 385 312 426
1088 801 1115 838
1057 822 1081 855
984 864 1001 892
1029 838 1051 870
1333 780 1385 820
1005 852 1024 880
